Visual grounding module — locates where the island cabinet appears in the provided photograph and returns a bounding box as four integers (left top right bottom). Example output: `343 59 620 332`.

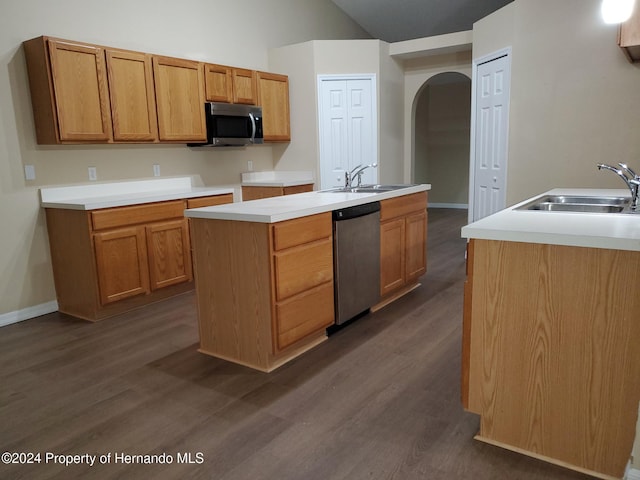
378 192 427 301
45 194 232 321
462 239 640 479
256 71 291 142
189 212 334 372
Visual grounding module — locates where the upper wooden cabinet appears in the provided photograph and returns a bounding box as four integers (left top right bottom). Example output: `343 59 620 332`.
152 56 206 142
204 64 257 104
257 71 291 142
619 6 640 62
23 36 113 143
105 49 158 142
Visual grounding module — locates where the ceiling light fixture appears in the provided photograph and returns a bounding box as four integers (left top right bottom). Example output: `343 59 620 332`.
601 0 636 24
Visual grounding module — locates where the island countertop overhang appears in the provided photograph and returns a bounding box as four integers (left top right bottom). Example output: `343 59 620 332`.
461 188 640 252
185 184 431 223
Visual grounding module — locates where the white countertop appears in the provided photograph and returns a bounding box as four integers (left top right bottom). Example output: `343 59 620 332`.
461 188 640 252
40 176 236 210
185 184 431 223
241 171 315 187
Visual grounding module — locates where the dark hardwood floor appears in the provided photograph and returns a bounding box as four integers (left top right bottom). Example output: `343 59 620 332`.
0 209 593 480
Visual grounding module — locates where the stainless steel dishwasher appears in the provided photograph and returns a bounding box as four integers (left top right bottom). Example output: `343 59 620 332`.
332 202 381 326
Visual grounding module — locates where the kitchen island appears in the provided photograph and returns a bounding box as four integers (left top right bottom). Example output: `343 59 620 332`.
461 188 640 480
185 184 430 372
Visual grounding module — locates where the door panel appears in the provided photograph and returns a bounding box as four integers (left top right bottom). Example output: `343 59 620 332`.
473 54 510 221
146 219 192 290
319 76 376 189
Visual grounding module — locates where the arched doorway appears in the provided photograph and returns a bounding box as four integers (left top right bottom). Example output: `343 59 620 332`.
413 72 471 208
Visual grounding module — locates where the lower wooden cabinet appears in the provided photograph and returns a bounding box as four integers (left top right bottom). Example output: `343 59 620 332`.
190 212 334 371
94 225 150 305
146 219 193 290
241 183 313 201
379 192 427 299
45 193 232 321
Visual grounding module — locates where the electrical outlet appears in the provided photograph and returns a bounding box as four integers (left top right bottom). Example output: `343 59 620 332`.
24 165 36 181
247 160 253 172
153 164 160 177
88 167 97 181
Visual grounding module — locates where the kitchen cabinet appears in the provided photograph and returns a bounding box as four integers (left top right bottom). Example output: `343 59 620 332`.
619 5 640 62
45 193 232 321
462 239 640 479
189 212 334 371
204 64 257 104
241 184 313 201
23 36 113 144
379 192 427 299
106 48 158 142
153 55 207 142
256 71 291 142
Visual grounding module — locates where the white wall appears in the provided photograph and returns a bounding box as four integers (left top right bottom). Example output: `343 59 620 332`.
474 0 640 206
269 39 405 185
0 0 369 319
402 52 473 184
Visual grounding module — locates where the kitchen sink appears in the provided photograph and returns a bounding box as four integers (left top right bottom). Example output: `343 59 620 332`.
516 194 632 213
322 184 416 193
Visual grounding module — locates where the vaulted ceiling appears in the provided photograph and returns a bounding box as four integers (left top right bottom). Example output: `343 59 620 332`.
331 0 514 43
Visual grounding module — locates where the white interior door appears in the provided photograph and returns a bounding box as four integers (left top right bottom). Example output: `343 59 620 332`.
471 53 511 221
318 76 377 189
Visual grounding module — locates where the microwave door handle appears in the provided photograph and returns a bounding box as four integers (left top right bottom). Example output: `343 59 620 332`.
249 112 257 142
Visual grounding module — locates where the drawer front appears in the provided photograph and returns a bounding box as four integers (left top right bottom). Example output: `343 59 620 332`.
380 192 427 221
91 200 185 231
272 212 332 251
282 184 313 195
276 282 334 350
274 238 333 301
186 194 233 209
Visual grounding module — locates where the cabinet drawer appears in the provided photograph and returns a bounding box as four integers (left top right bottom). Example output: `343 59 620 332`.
380 192 427 221
91 200 186 231
272 212 332 251
273 238 333 301
186 194 233 209
276 282 334 350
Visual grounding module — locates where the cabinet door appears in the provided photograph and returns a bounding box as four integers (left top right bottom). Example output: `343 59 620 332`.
232 68 257 105
405 211 427 282
153 56 206 142
106 49 158 142
47 39 112 142
380 218 405 296
146 219 192 290
204 64 233 103
257 72 290 142
94 226 149 305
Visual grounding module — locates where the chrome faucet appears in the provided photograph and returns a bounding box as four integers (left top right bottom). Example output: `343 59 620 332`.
597 163 640 210
345 163 378 188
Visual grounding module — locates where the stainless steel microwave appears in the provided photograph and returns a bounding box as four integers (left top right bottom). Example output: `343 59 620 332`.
191 102 263 147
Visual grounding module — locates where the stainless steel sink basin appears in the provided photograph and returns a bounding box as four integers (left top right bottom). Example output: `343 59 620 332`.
516 194 632 214
322 184 416 193
538 195 629 205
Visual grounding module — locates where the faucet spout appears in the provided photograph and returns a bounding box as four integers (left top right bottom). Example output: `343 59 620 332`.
597 163 640 210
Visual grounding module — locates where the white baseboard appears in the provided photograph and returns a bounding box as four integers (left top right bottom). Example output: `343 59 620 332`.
626 462 640 480
428 203 468 209
0 301 58 328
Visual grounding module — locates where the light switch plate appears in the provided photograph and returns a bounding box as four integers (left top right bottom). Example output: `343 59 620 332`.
24 164 35 181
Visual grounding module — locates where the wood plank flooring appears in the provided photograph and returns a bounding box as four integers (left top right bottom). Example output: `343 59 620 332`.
0 209 594 480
